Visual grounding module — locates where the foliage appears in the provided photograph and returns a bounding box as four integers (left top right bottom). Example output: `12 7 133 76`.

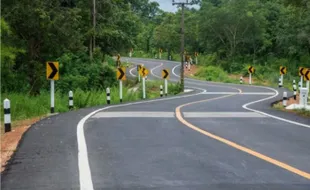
1 0 161 95
0 80 180 123
195 66 233 83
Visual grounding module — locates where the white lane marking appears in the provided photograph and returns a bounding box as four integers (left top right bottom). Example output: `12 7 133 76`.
172 64 180 78
184 89 194 93
172 64 242 93
240 92 276 95
184 112 266 118
242 88 310 129
150 63 163 77
149 62 207 93
92 112 266 118
150 63 164 79
201 92 276 95
77 87 207 189
129 67 136 77
171 64 275 92
171 63 310 128
77 115 95 190
92 112 175 118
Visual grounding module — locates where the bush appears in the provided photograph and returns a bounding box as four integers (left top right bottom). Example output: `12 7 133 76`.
195 66 232 82
56 53 117 93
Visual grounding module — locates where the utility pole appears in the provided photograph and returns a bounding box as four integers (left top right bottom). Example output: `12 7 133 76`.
93 0 96 49
172 0 196 92
90 0 96 60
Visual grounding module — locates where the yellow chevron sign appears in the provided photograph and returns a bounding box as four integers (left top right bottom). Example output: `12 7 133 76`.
248 66 255 74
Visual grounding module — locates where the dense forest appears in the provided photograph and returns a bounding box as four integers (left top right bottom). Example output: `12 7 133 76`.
2 0 310 94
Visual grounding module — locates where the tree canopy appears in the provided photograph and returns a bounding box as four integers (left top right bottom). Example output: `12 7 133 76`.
1 0 310 94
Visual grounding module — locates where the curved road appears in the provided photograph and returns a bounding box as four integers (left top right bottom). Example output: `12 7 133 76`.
2 58 310 190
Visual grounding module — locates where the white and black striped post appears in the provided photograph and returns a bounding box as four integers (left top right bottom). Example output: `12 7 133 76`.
280 74 284 87
240 76 243 84
119 81 123 103
293 80 297 100
106 87 111 105
69 91 73 110
283 92 287 107
278 77 282 88
165 79 168 96
4 99 11 133
160 85 163 97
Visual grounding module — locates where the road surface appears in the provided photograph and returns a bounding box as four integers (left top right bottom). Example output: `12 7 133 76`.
2 58 310 190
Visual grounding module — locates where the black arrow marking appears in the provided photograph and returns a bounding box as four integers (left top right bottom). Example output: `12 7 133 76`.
163 69 169 79
281 67 286 74
306 70 310 80
137 65 142 71
249 66 254 73
118 68 125 80
142 68 146 76
48 62 58 79
300 68 304 76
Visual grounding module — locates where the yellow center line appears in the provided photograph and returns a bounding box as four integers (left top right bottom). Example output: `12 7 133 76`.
175 93 310 180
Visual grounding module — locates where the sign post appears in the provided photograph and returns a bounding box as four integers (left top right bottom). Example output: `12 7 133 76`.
299 67 305 89
248 66 254 85
162 69 170 96
51 80 55 113
117 67 126 103
139 67 149 99
142 77 146 99
159 48 162 59
137 65 142 82
279 66 287 88
46 62 59 113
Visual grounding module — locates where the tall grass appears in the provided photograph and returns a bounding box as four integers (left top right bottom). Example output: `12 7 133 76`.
0 80 180 124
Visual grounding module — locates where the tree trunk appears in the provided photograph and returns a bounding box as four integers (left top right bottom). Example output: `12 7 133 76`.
89 37 93 60
92 0 96 50
28 38 41 96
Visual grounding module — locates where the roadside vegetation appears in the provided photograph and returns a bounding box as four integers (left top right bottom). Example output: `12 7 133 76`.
273 102 310 117
0 79 180 129
2 0 310 128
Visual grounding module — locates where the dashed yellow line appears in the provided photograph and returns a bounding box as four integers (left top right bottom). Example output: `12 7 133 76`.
175 94 310 180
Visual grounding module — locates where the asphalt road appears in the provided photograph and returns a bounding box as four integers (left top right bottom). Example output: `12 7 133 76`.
1 58 310 190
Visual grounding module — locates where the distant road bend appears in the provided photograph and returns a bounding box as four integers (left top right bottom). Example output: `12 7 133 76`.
2 58 310 190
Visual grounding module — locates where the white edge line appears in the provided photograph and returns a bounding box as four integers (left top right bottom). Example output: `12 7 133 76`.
129 67 136 77
150 63 207 92
150 63 163 78
172 64 241 93
77 77 207 190
242 87 310 129
172 63 310 129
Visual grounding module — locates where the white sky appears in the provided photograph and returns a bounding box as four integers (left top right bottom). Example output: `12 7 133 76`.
151 0 199 12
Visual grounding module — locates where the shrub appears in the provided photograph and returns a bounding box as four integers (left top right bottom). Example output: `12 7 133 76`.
195 66 230 82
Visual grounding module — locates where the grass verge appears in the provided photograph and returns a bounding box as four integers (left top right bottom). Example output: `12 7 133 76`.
0 80 181 131
273 102 310 117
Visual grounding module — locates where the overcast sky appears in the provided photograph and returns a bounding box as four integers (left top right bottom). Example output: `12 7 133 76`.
151 0 199 12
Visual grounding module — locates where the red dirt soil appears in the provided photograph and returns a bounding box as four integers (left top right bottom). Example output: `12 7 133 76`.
1 117 43 172
184 64 199 77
